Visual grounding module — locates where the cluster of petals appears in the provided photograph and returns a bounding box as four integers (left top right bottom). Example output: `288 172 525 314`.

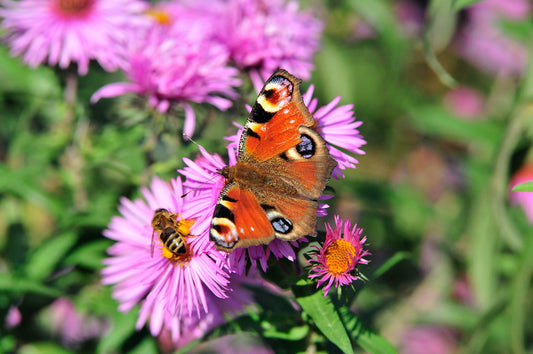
218 0 323 88
454 0 531 77
0 0 148 75
91 2 241 136
101 176 233 343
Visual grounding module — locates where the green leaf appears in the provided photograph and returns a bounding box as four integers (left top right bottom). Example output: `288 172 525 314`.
294 280 353 354
262 323 309 340
511 181 533 192
338 307 397 354
407 104 502 150
0 273 60 297
97 309 138 354
372 252 410 280
453 0 484 10
25 232 78 281
64 240 110 270
18 342 73 354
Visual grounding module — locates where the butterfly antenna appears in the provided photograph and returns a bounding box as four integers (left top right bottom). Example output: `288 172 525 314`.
180 173 220 198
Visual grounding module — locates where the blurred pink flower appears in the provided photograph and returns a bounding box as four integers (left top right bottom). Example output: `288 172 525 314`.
0 0 147 75
91 3 240 136
219 0 322 88
307 216 370 296
45 298 108 348
401 326 458 354
5 305 21 329
101 176 232 340
510 164 533 223
455 0 531 77
444 86 485 119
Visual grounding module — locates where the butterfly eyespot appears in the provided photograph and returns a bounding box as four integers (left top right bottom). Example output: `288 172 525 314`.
296 134 315 159
271 217 293 234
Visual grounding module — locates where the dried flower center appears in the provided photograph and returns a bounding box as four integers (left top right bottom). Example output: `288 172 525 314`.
147 9 172 25
325 240 357 275
56 0 94 16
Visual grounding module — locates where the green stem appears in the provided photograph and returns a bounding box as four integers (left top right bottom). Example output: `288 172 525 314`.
490 105 533 251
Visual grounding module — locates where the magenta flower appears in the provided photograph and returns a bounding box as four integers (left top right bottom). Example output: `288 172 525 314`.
45 298 108 348
219 0 322 89
401 326 458 354
91 3 241 136
156 274 256 347
307 216 370 296
444 86 485 119
0 0 148 75
510 164 533 224
303 85 366 178
101 176 232 340
179 146 306 274
5 305 21 329
455 0 531 77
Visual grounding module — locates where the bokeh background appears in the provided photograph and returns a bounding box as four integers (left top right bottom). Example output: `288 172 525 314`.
1 0 533 353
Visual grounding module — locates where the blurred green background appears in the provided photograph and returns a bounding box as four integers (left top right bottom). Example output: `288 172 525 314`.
2 0 533 353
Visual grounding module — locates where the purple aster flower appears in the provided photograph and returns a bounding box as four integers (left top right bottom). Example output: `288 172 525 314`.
91 3 241 136
5 305 21 329
101 176 232 340
156 273 256 347
454 0 531 77
179 146 305 274
400 326 458 354
219 0 322 89
307 216 370 297
303 85 366 179
444 86 485 119
44 298 109 348
0 0 148 75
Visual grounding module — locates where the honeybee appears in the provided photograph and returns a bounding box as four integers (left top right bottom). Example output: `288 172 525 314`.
151 208 195 258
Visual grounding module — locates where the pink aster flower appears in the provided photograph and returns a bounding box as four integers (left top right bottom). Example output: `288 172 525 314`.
91 3 241 136
156 274 256 347
179 146 306 274
5 305 21 329
45 298 109 348
0 0 148 75
307 216 370 296
400 326 458 354
510 164 533 224
444 86 485 119
219 0 322 89
454 0 531 77
101 176 232 340
303 85 366 178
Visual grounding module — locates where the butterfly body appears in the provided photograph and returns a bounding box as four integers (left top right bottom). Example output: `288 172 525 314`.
211 69 337 253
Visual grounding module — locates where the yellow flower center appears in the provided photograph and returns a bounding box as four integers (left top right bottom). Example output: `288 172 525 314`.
325 240 357 275
146 9 172 25
57 0 94 15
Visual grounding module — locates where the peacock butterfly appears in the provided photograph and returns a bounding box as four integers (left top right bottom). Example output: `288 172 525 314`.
210 69 337 253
